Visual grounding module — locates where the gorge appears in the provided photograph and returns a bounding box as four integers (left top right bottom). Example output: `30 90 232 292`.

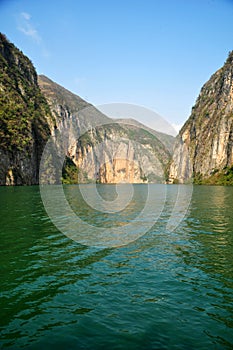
0 33 233 186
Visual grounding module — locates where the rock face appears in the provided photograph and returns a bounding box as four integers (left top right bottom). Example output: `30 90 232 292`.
74 124 169 183
38 76 173 184
169 51 233 183
0 34 53 185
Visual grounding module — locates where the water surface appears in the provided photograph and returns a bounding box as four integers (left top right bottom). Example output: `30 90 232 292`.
0 185 233 349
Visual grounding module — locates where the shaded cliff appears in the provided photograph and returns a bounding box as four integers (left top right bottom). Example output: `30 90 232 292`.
169 51 233 184
0 34 53 185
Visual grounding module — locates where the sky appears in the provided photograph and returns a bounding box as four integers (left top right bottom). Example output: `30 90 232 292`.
0 0 233 132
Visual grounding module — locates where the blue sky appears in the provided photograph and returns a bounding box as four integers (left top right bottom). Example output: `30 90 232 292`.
0 0 233 131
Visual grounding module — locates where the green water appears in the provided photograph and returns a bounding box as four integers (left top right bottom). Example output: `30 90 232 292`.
0 185 233 349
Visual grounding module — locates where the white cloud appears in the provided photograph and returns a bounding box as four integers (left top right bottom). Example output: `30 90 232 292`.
18 12 41 44
19 26 41 43
21 12 31 20
17 11 50 58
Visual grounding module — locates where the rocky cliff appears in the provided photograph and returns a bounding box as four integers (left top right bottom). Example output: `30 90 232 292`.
0 33 53 185
38 75 173 184
169 51 233 184
74 123 170 183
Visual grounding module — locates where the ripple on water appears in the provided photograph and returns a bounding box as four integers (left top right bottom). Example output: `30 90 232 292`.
0 185 233 349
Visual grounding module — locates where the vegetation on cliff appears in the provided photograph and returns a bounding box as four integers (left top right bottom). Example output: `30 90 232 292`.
193 166 233 186
0 34 52 153
62 157 80 184
0 33 54 184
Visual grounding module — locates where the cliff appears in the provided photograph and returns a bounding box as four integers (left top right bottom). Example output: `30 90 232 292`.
38 75 173 184
169 51 233 184
74 123 171 183
0 34 53 185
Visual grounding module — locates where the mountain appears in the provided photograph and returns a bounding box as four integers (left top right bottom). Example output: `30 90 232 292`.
0 34 174 185
38 75 173 184
169 52 233 185
0 33 53 185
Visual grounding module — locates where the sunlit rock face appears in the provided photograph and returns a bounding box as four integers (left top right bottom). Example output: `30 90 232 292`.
169 51 233 183
73 128 165 184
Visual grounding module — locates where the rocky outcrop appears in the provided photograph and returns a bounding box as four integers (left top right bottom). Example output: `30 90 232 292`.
169 51 233 183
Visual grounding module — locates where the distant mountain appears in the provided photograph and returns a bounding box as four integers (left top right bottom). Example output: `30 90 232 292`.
115 118 175 154
169 51 233 185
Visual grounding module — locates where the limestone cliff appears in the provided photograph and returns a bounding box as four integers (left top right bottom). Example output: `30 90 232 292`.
169 51 233 184
0 34 53 185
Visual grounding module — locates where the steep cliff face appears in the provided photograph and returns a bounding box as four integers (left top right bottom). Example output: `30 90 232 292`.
74 124 170 183
39 76 173 183
169 52 233 184
0 34 53 185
